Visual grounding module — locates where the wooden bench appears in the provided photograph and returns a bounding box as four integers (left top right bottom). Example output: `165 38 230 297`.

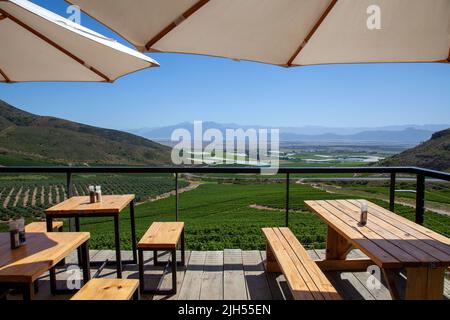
71 279 139 300
25 221 63 233
262 227 341 300
138 222 185 294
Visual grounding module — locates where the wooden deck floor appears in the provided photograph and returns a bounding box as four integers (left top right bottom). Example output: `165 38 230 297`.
7 249 450 300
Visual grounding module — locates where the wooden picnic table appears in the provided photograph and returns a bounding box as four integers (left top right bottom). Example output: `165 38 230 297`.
45 195 137 279
0 232 90 300
305 199 450 300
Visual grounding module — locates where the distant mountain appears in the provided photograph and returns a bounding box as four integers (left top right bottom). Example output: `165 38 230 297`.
131 122 440 145
381 128 450 171
0 100 171 165
280 128 433 144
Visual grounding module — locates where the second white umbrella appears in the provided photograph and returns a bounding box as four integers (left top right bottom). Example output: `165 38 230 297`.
0 0 159 83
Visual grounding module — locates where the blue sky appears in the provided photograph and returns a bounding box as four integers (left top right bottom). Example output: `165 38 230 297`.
0 0 449 131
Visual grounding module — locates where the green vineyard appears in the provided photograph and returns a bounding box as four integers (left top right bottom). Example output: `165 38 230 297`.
0 175 187 221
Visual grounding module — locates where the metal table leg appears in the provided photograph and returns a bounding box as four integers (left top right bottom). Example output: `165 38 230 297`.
130 200 137 264
46 216 53 232
138 249 144 293
171 249 177 294
133 288 140 300
21 283 33 301
46 215 57 295
114 214 122 278
181 229 186 267
80 241 91 285
75 216 83 267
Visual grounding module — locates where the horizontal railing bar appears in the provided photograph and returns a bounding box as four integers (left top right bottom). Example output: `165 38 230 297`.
410 167 450 181
0 166 448 181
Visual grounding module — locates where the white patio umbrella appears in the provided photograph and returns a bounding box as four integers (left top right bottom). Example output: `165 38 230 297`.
0 0 159 83
68 0 450 67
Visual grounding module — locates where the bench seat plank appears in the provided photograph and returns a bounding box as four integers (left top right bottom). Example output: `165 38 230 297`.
138 222 184 249
71 279 139 300
25 221 63 233
262 227 340 300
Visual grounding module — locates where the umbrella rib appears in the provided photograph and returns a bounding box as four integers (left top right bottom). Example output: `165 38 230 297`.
145 0 210 51
286 0 338 67
0 9 111 82
0 67 11 83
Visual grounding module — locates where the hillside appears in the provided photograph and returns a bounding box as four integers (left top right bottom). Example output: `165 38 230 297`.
0 100 171 165
381 128 450 171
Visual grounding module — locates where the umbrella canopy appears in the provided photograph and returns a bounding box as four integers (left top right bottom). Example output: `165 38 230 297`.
0 0 159 83
68 0 450 67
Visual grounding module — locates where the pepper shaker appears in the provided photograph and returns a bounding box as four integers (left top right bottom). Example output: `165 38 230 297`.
9 220 20 250
89 186 96 203
17 218 26 245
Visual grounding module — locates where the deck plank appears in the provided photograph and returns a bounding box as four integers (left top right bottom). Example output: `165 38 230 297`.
223 249 248 300
178 251 206 300
242 250 272 300
6 249 449 301
199 251 224 300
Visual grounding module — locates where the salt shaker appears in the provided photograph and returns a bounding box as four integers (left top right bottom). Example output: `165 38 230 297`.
9 220 20 250
89 186 96 203
95 186 102 203
360 201 368 226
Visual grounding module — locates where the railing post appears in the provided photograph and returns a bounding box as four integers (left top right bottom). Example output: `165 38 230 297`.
66 171 73 198
389 172 396 212
415 174 425 225
285 173 290 227
175 173 179 221
66 171 75 231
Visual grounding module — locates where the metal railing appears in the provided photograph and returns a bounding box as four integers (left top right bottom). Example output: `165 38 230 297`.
0 166 449 226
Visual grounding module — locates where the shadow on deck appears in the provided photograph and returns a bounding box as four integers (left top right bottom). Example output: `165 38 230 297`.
6 249 450 300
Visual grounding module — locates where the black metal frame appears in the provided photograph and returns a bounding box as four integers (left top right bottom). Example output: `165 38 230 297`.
138 228 185 295
45 200 137 279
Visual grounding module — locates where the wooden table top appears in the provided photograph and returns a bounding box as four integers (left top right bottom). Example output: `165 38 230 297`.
138 222 184 249
45 194 135 215
0 232 90 283
305 199 450 269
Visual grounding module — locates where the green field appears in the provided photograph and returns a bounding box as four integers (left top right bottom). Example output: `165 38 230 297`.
318 180 450 205
69 181 450 251
1 173 449 251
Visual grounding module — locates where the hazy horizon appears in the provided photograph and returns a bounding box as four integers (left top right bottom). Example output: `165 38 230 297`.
1 0 449 131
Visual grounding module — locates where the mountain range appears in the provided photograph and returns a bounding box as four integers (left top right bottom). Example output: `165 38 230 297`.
0 100 171 165
130 122 448 145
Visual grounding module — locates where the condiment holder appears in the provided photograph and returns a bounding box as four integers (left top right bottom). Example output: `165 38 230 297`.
358 201 368 226
9 218 26 250
89 185 103 203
